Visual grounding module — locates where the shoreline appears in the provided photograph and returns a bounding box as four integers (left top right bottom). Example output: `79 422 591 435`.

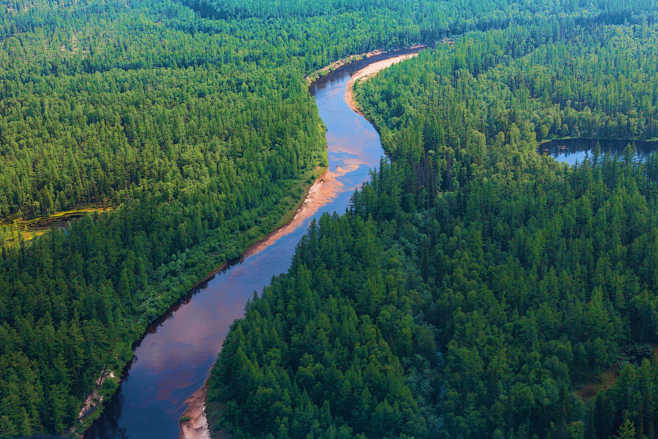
305 49 385 84
345 52 420 116
305 44 425 85
241 168 333 259
179 384 214 439
538 136 658 146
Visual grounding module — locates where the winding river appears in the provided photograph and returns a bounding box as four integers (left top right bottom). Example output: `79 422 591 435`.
84 51 419 439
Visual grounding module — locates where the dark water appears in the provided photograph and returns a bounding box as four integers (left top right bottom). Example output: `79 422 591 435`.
84 57 388 439
541 138 658 166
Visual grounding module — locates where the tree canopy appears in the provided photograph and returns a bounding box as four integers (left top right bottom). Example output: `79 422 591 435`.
208 12 658 439
1 0 657 437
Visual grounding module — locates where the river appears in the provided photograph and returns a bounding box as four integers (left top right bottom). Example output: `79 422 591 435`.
83 51 416 439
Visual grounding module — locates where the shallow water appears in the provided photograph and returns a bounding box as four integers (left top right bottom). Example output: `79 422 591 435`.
84 58 387 439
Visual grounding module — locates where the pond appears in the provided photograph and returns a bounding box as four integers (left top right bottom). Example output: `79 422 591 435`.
540 138 658 166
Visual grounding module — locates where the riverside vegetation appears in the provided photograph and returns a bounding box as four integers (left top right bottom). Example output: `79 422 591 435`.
0 0 657 437
208 11 658 439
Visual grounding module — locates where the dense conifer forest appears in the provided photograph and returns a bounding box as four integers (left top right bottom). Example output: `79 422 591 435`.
0 0 657 437
207 7 658 439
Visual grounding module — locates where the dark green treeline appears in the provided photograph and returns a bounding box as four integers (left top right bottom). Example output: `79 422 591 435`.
5 0 653 436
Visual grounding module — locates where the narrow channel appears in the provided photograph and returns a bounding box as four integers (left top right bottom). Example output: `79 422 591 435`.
83 52 413 439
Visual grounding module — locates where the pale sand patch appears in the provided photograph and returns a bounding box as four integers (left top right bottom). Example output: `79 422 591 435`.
180 383 232 439
77 370 116 420
244 164 353 259
179 385 210 439
345 52 419 115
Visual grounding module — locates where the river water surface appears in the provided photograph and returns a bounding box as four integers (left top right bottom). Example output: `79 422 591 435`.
84 56 391 439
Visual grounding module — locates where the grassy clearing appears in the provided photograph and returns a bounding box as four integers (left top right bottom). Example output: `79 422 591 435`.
0 206 112 247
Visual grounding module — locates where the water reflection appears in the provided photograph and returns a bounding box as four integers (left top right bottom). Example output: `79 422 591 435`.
540 138 657 166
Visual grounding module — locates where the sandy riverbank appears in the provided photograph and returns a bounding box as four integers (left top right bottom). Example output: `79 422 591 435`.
305 49 385 84
180 384 218 439
345 52 419 115
180 381 233 439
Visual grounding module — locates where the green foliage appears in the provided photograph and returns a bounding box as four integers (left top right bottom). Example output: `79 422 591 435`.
210 12 658 439
209 215 431 438
614 419 637 439
1 0 658 437
357 22 658 193
590 361 657 439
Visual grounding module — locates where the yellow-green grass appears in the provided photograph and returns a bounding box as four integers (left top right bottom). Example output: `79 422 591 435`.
1 206 112 247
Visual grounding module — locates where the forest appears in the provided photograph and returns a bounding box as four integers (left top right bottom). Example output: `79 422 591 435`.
208 12 658 439
0 0 657 437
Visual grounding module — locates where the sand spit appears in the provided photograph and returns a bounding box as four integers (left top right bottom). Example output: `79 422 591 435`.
345 52 419 115
179 385 211 439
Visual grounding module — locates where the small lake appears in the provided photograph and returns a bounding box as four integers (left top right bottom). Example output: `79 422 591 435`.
540 138 658 166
